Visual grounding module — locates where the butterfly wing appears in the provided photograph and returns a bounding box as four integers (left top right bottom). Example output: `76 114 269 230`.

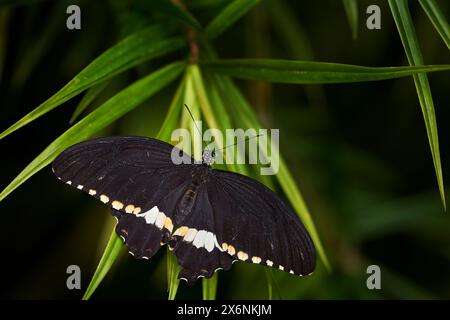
53 136 194 258
209 170 316 276
170 169 316 284
170 182 234 283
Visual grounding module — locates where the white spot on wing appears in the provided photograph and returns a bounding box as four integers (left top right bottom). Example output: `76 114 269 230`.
100 195 109 203
193 230 207 248
184 229 197 242
112 201 124 210
252 256 262 264
136 206 159 224
204 232 215 252
155 212 165 229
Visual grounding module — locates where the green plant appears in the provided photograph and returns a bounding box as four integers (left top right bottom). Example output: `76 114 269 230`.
1 0 450 299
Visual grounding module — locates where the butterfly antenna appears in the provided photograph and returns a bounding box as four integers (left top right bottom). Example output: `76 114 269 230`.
218 134 262 151
184 104 208 150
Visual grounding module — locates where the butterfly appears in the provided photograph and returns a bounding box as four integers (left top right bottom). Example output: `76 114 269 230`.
52 136 316 284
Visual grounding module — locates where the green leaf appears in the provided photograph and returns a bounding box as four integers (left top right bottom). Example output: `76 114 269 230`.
189 65 225 150
0 26 185 141
203 0 260 40
167 250 181 300
202 59 450 84
389 0 446 209
69 80 110 124
157 74 187 142
152 0 202 30
265 268 282 300
0 62 185 203
202 273 218 300
267 0 328 109
419 0 450 51
158 76 187 300
82 230 123 300
203 72 249 176
211 72 331 271
343 0 359 39
10 0 69 89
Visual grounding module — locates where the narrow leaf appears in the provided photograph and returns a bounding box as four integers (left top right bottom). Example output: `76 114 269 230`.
419 0 450 51
202 59 450 84
265 268 282 300
0 26 185 141
157 74 187 142
202 273 218 300
153 0 202 30
167 250 181 300
82 230 123 300
10 0 68 89
203 0 260 40
203 72 249 176
343 0 359 39
69 80 110 124
389 0 446 209
0 62 185 203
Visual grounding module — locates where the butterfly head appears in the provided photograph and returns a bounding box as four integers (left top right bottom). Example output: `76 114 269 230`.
202 149 215 166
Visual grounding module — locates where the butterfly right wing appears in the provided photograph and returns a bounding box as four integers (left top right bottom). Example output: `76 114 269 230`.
207 170 316 277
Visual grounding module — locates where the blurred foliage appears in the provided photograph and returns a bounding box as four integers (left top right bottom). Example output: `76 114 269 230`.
0 0 450 300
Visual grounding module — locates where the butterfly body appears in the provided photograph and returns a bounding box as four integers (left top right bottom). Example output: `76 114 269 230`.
53 136 316 284
175 168 207 225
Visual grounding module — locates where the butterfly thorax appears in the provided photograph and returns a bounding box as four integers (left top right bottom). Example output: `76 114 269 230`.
174 164 211 225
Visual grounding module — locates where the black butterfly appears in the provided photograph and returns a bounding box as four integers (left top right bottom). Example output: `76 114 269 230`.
52 136 316 284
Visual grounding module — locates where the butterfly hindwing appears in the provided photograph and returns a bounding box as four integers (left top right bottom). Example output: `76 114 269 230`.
112 209 165 259
170 184 234 284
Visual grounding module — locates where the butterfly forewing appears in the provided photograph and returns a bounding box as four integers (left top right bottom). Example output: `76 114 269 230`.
53 136 193 214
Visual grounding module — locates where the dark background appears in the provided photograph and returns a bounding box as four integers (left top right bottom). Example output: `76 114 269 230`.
0 0 449 299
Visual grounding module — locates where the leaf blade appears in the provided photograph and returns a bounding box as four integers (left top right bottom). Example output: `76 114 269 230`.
389 0 446 209
202 273 218 300
419 0 450 51
203 0 260 40
0 62 185 203
0 26 185 141
82 230 123 300
202 59 450 84
343 0 359 39
69 80 110 124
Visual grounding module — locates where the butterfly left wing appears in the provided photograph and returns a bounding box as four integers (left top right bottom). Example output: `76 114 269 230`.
53 136 195 258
